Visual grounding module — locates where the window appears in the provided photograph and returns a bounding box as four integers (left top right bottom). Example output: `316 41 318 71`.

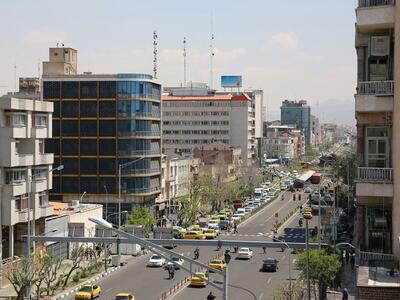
99 139 115 155
62 120 78 137
99 101 116 117
43 81 61 99
98 158 116 174
38 140 45 154
61 101 79 117
80 158 97 174
62 139 79 155
15 140 20 155
45 139 60 155
53 101 60 118
53 120 60 137
99 177 116 194
61 81 79 98
80 101 97 117
34 114 47 127
99 120 116 136
99 81 116 98
80 139 97 155
62 177 79 193
80 81 97 98
39 192 48 207
62 158 79 174
80 177 97 193
6 113 27 127
15 194 29 211
32 166 48 180
80 120 97 137
5 169 26 184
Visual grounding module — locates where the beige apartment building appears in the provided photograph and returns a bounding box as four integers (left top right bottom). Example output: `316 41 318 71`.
354 0 400 255
162 85 256 165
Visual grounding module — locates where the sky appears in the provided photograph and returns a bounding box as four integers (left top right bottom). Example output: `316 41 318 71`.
0 0 357 125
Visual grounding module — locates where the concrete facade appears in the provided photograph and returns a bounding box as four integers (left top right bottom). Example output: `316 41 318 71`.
162 86 256 165
354 0 398 255
280 100 311 146
0 95 54 259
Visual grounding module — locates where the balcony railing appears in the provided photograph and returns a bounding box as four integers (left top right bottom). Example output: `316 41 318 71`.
357 167 393 182
358 0 395 7
357 81 394 95
118 131 161 137
119 112 161 118
124 186 161 194
122 168 160 175
118 149 161 156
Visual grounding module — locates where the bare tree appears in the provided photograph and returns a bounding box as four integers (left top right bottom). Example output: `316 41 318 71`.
43 255 64 295
62 246 86 288
273 280 307 300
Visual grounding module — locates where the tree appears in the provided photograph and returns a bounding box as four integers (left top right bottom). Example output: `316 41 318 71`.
43 255 64 296
127 206 157 233
62 246 86 288
3 255 40 300
273 280 307 300
296 249 341 299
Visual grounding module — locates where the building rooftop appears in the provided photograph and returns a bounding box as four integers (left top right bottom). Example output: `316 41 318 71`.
50 201 102 216
163 93 251 101
42 73 154 80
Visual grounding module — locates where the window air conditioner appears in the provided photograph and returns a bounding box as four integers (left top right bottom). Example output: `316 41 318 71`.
369 36 390 57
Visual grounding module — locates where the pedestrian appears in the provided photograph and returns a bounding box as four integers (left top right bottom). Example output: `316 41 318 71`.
234 223 238 234
345 250 350 264
217 239 222 251
263 247 266 254
207 291 216 300
350 250 355 270
342 288 349 300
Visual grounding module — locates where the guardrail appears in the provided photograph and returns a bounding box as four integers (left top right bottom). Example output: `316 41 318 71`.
357 167 393 182
358 0 395 7
357 81 394 95
359 250 399 268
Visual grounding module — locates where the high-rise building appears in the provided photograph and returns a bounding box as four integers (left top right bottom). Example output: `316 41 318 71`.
311 114 321 149
280 100 311 146
354 0 397 255
162 85 256 165
42 47 162 221
0 94 54 259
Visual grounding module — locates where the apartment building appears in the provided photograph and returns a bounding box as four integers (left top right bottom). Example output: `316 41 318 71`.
311 114 321 149
354 0 398 255
162 85 256 165
281 100 311 146
41 47 162 222
0 95 54 259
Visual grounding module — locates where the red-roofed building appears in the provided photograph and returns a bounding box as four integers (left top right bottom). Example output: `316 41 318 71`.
162 86 256 165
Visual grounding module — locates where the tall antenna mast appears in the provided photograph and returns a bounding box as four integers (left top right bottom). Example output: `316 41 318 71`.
153 30 158 79
183 37 187 87
14 63 17 93
210 13 215 90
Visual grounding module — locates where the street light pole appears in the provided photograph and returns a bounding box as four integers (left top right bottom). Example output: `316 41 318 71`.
305 218 311 300
274 236 292 300
104 185 108 221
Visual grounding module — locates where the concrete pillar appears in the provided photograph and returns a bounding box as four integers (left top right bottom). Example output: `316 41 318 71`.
393 2 400 256
8 225 14 258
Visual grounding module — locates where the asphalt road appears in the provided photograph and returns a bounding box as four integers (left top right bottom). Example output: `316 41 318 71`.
63 188 313 300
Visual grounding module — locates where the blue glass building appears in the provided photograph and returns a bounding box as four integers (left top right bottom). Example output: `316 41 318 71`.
43 73 162 220
280 100 311 146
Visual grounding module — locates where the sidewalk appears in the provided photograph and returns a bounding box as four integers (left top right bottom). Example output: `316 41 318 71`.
327 258 357 300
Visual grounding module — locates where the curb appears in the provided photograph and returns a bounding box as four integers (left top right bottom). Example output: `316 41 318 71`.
52 265 122 300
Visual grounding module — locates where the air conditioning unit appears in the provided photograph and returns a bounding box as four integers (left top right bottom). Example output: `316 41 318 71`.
369 36 390 56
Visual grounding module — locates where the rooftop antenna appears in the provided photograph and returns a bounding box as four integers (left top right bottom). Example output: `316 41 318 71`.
14 63 17 93
183 37 187 87
153 30 158 79
210 12 215 90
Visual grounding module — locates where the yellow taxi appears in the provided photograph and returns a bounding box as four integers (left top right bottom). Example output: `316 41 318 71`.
182 231 206 240
208 259 226 271
75 284 101 299
202 228 217 239
113 293 136 300
303 208 313 220
190 271 209 287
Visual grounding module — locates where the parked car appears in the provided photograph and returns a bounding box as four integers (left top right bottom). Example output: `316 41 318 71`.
261 258 279 272
147 254 166 267
237 247 253 259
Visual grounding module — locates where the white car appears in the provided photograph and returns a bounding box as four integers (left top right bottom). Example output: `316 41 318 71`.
208 220 219 227
147 254 166 267
237 247 253 259
231 214 242 222
208 224 220 234
167 256 184 269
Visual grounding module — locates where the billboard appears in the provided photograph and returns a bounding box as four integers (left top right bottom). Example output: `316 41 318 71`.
19 77 39 93
221 75 242 88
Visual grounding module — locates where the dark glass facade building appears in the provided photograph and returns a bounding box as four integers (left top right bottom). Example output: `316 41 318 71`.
42 74 161 218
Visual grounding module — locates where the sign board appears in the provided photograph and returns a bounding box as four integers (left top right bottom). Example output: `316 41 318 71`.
153 228 173 240
19 77 39 93
221 75 242 88
68 222 85 237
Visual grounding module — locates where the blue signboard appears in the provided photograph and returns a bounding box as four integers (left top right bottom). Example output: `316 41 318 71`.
221 75 242 88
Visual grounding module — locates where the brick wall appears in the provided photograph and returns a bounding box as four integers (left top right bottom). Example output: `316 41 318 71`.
357 286 400 300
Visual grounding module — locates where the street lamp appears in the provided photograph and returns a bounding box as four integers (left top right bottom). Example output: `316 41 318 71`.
80 191 86 203
103 185 108 220
303 207 313 300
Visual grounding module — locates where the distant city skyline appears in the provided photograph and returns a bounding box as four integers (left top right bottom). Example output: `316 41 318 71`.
0 0 356 125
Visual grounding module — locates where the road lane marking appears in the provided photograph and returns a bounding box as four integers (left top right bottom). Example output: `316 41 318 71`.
104 287 113 294
282 254 286 260
267 277 271 284
259 293 264 300
292 258 297 264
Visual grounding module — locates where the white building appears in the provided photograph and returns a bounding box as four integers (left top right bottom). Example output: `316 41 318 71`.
311 114 321 149
0 95 54 259
162 86 256 165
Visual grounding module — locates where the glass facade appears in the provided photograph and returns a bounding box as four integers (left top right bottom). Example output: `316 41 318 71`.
281 106 311 146
43 75 161 201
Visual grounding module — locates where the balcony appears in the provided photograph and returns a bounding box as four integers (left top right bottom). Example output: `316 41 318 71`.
356 1 395 32
119 112 161 119
356 167 393 198
122 168 161 176
119 131 161 138
35 153 54 165
357 81 394 95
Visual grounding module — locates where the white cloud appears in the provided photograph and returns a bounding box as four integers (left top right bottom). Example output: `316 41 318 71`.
25 28 66 46
269 32 299 50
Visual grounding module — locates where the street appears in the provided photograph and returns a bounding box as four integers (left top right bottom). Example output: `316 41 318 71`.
63 189 313 300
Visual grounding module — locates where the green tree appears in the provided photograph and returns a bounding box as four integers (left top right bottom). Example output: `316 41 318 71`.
296 249 341 299
62 246 86 288
127 206 157 234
